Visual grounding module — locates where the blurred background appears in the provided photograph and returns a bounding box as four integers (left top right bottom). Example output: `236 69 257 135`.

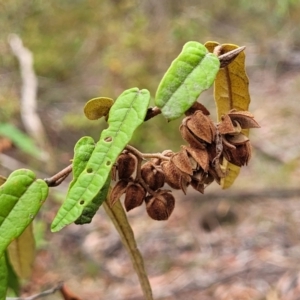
1 0 300 299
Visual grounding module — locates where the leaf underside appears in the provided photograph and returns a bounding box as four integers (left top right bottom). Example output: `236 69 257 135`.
205 41 250 189
7 223 35 280
155 41 220 121
51 88 151 232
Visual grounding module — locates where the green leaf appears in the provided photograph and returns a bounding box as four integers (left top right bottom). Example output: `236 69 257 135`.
51 88 150 232
69 136 96 190
5 251 20 296
0 169 48 258
155 41 220 121
0 254 8 300
7 223 35 280
75 173 111 224
0 123 40 157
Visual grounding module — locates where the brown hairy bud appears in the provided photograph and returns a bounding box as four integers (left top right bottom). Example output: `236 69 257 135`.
117 151 136 179
145 191 175 221
161 160 190 194
109 179 130 207
186 111 216 143
124 183 146 212
141 161 165 191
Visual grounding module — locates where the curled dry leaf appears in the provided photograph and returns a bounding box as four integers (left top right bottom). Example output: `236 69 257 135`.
109 179 130 207
117 151 136 179
141 161 165 191
145 191 175 221
124 183 146 212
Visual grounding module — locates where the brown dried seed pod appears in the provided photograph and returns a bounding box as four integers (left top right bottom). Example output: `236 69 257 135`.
185 145 209 172
117 151 136 179
171 148 193 175
180 122 206 149
124 183 146 212
228 110 260 129
145 191 175 221
186 111 216 143
185 102 210 116
191 180 205 194
161 160 191 194
226 133 249 145
141 161 165 191
218 114 236 135
223 141 252 167
109 179 130 207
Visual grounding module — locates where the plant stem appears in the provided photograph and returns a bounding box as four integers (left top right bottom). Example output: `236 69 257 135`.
125 145 170 161
103 200 153 300
44 164 72 187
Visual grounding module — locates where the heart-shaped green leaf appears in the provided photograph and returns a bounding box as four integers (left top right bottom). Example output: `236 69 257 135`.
51 88 150 232
155 41 220 121
84 97 114 120
0 169 48 258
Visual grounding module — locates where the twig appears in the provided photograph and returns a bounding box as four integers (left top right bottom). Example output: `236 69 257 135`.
125 145 170 161
6 282 63 300
44 164 72 187
144 106 161 121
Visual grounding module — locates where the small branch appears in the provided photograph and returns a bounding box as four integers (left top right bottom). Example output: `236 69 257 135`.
144 106 161 121
125 144 170 161
44 164 72 187
6 283 63 300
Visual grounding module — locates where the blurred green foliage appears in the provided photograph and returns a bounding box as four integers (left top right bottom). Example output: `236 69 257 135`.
1 0 300 156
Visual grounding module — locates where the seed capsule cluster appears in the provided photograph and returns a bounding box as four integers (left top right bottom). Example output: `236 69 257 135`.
109 103 259 221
